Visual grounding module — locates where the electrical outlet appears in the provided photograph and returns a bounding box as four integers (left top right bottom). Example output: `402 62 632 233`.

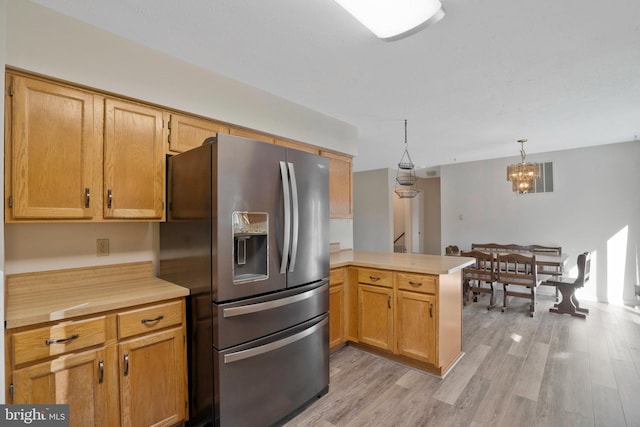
96 239 109 256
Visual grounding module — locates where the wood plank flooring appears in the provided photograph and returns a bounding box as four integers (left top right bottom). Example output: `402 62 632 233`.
284 293 640 427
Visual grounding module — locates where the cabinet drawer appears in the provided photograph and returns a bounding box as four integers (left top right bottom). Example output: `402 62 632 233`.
330 268 345 286
396 272 437 294
358 268 393 288
118 300 183 339
13 316 107 365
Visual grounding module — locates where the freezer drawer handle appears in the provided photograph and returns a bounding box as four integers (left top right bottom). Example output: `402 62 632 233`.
223 282 328 318
224 317 328 364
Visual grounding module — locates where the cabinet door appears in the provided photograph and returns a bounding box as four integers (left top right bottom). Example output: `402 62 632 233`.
119 327 186 427
12 348 108 427
396 290 436 364
358 284 393 351
321 151 353 219
168 113 229 154
329 284 345 349
104 99 165 219
8 75 100 220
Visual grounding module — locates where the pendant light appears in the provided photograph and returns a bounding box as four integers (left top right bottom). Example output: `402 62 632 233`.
507 139 540 194
394 120 420 198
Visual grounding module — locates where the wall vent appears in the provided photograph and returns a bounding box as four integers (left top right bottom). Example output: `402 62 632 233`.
529 162 553 193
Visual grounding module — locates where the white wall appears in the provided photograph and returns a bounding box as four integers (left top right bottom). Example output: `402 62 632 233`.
418 177 441 255
441 141 640 305
354 169 395 252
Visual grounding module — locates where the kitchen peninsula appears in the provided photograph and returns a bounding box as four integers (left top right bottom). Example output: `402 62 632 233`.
329 250 474 377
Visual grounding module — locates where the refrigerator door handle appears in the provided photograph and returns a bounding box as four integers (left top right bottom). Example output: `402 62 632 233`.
223 317 328 364
287 162 299 272
280 161 291 274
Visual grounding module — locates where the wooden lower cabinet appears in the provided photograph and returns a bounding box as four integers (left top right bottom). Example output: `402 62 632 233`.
12 348 108 426
119 327 186 427
396 290 436 364
358 284 394 352
6 299 187 426
341 266 462 376
329 284 345 349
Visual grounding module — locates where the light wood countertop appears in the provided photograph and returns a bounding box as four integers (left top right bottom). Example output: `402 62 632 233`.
5 262 189 329
330 250 475 275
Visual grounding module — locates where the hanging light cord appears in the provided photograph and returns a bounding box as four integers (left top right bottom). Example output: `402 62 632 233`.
518 138 527 162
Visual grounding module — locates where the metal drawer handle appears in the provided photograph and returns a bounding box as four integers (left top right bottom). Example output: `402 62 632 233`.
123 353 129 376
223 282 328 318
224 317 327 364
369 276 381 281
98 360 104 384
45 334 79 345
409 281 422 287
141 315 164 324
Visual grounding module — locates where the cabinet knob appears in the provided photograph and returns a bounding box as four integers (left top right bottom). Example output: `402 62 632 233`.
429 303 433 318
409 281 422 287
388 295 391 309
84 187 90 208
107 189 113 209
370 276 381 281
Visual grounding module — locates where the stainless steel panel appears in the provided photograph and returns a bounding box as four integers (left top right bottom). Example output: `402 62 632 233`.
214 315 329 427
213 280 328 349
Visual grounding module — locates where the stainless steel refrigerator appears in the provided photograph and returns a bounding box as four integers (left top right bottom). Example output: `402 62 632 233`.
160 133 330 427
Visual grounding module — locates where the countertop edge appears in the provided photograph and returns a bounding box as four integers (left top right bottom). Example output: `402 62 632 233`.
330 250 475 275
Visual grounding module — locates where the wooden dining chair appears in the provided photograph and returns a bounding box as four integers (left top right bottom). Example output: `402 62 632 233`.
546 252 591 318
461 250 496 309
531 245 562 301
445 245 459 255
495 253 539 317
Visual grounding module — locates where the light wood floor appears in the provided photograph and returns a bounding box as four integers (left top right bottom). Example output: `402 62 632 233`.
284 292 640 427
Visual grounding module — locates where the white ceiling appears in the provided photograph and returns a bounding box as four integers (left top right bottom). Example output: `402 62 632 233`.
30 0 640 173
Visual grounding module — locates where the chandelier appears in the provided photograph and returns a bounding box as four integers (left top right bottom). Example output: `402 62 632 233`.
394 120 420 199
507 139 539 194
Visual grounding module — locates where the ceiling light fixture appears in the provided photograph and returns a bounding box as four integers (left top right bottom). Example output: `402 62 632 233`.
333 0 445 41
394 120 420 199
507 139 540 194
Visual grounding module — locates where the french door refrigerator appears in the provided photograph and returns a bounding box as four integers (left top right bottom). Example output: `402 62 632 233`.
160 133 330 427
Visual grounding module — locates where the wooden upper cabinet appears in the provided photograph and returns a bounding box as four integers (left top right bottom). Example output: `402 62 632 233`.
168 113 229 154
230 127 275 143
6 74 101 220
275 138 320 155
321 151 353 219
103 99 166 220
